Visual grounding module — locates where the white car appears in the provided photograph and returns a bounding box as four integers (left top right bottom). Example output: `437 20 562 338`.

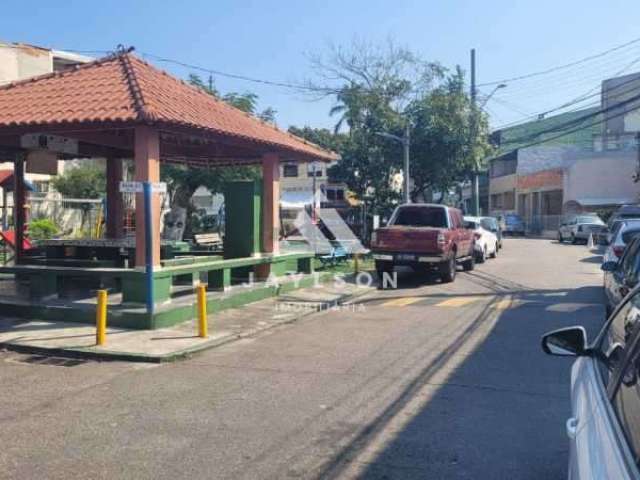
464 216 498 263
542 286 640 479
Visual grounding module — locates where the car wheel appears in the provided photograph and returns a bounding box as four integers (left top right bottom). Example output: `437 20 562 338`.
490 242 498 258
557 231 563 243
477 246 487 264
440 256 457 283
462 254 475 271
375 261 393 287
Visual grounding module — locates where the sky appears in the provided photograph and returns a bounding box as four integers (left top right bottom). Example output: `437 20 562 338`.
2 0 640 131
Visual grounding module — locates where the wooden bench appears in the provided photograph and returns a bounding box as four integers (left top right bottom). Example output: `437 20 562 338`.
193 233 223 251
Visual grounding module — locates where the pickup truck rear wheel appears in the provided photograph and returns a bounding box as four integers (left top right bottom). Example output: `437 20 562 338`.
440 256 457 283
375 261 394 285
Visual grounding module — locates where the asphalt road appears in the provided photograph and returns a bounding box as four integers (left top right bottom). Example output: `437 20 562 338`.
0 238 605 480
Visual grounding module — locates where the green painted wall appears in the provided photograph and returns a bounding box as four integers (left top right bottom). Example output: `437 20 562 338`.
223 181 263 258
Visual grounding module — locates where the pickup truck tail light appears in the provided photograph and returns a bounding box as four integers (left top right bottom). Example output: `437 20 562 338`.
613 245 625 257
437 232 446 248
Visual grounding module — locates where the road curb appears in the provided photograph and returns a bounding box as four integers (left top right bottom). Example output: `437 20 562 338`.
0 286 373 364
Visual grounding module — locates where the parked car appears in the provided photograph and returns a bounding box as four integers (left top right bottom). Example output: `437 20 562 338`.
609 204 640 227
603 220 640 263
370 204 475 283
602 234 640 317
603 217 640 246
558 214 605 244
542 284 640 480
480 216 503 249
503 213 525 236
464 216 498 262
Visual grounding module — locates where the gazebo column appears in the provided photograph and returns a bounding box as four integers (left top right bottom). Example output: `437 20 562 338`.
106 157 124 239
255 152 280 280
134 126 161 268
13 151 26 263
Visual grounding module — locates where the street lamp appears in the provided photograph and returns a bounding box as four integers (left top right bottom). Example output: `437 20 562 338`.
375 122 411 204
479 83 507 109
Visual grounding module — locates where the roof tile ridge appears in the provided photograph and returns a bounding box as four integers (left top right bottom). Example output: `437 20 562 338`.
118 52 156 123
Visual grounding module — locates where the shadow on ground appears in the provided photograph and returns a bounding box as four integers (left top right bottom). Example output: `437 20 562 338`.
314 272 604 480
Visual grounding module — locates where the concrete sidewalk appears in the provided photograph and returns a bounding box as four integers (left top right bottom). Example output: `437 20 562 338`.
0 281 373 362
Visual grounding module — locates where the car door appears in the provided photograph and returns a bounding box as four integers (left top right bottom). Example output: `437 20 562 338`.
569 294 640 480
612 241 640 307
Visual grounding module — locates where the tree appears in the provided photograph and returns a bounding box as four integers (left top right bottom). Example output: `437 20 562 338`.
51 164 106 230
407 67 493 202
305 39 444 214
305 40 491 212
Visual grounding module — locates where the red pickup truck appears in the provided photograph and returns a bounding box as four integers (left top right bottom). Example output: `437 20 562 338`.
370 204 475 283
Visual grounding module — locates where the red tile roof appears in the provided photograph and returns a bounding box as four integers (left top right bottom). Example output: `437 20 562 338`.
0 52 337 162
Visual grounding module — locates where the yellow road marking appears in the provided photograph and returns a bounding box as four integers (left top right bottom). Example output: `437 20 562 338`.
435 297 481 307
382 297 423 307
490 298 514 310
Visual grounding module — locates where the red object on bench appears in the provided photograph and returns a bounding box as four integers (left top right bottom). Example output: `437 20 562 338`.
0 230 32 250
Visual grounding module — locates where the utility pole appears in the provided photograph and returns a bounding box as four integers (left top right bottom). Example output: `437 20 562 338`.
403 121 411 204
470 48 480 216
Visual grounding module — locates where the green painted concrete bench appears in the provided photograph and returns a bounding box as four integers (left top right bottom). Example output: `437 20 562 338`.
0 251 314 304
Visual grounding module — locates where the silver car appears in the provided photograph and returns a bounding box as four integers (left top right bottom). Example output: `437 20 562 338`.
558 214 605 244
542 287 640 479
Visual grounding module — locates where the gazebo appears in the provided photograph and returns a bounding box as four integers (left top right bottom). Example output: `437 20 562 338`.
0 49 337 328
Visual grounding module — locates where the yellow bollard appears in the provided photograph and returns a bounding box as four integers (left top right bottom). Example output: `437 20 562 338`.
96 289 107 346
197 284 208 338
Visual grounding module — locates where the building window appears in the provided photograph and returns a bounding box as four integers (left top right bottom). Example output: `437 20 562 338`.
307 163 322 177
283 164 298 178
32 181 50 194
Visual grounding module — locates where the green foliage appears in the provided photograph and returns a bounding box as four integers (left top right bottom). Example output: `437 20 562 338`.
287 126 347 153
28 218 59 240
51 165 105 199
407 66 493 199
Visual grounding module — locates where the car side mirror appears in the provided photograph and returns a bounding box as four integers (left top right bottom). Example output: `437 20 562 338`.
542 326 589 356
601 261 618 272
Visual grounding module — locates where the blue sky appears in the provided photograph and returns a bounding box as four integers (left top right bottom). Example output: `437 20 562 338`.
2 0 639 131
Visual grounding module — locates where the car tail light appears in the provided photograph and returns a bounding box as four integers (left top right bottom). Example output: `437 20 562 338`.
437 232 446 247
474 232 482 240
613 245 625 257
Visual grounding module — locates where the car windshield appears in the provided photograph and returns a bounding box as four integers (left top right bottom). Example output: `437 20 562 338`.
480 218 495 230
465 221 480 229
391 206 448 227
577 216 602 224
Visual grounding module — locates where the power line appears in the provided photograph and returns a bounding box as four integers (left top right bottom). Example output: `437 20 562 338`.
140 51 336 94
478 35 640 87
499 87 640 146
491 69 640 131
